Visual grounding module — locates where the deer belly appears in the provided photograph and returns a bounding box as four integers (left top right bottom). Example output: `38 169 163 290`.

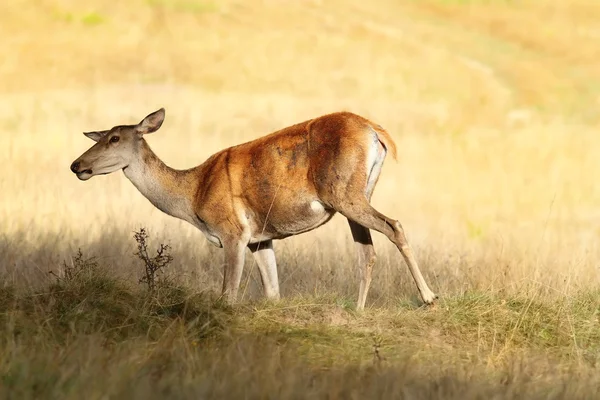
250 200 335 242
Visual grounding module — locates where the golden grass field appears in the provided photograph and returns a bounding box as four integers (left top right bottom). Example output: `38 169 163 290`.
2 0 600 398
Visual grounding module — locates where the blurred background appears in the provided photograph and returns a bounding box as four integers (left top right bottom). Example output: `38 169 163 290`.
2 0 600 304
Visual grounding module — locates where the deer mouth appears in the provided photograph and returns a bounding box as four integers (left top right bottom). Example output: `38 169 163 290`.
76 169 93 180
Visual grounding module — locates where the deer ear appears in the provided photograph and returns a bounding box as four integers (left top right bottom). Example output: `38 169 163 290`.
136 108 165 135
83 130 109 142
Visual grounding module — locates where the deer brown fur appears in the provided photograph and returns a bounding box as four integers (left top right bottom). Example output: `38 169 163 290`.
70 109 437 310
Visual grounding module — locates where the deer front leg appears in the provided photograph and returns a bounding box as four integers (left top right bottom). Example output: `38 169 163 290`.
221 239 247 304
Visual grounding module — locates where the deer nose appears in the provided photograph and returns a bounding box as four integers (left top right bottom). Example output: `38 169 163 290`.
70 161 80 173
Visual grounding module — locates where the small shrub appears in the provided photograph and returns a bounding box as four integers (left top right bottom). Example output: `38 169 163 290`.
49 248 98 284
134 228 173 291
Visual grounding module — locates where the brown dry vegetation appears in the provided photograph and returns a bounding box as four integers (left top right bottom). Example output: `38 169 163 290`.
2 0 600 398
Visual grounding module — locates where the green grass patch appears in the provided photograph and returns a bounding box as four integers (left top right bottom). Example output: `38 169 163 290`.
0 274 232 345
1 252 600 398
48 9 106 26
80 12 105 26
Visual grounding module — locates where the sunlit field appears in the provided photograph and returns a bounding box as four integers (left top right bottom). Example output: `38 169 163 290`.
2 0 600 397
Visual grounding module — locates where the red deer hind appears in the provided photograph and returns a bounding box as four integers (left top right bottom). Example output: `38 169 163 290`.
70 109 437 310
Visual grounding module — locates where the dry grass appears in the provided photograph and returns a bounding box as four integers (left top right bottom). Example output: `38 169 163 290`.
2 0 600 397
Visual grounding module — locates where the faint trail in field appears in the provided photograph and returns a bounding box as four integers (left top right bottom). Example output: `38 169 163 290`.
299 0 514 111
454 55 512 99
358 19 513 105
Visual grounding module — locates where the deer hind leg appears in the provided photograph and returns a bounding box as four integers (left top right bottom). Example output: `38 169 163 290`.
348 220 377 311
338 201 437 305
248 240 281 300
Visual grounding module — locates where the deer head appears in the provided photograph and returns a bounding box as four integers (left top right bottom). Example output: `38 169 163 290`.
70 108 165 180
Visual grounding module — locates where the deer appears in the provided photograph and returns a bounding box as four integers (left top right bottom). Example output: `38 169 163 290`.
70 108 437 310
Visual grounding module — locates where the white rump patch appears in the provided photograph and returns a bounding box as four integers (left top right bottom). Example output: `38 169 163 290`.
365 129 386 198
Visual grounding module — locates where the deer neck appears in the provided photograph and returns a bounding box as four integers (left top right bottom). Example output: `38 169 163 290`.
123 140 198 223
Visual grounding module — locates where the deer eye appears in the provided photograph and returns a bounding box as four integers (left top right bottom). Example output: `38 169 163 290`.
109 136 120 143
